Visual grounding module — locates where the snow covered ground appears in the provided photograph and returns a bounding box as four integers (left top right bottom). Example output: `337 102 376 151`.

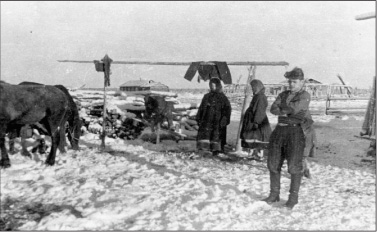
1 90 375 230
1 129 375 230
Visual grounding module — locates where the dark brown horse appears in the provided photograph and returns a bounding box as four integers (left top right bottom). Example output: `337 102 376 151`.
18 82 81 150
144 95 175 132
0 82 70 168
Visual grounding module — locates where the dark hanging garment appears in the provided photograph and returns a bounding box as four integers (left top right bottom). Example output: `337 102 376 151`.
214 61 232 84
184 62 201 82
183 61 232 84
198 64 215 82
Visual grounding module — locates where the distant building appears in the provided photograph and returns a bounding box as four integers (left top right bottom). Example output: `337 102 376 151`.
119 79 170 92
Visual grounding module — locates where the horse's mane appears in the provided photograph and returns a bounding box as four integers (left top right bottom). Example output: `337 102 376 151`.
18 81 43 86
0 80 10 84
54 84 81 125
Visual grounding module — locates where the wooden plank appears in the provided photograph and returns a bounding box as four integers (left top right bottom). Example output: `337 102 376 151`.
327 107 367 110
132 118 196 140
355 12 375 20
337 74 352 97
58 60 289 66
124 90 178 97
354 135 376 141
113 61 290 66
235 65 255 152
327 97 370 101
58 60 96 63
228 61 289 66
310 110 326 115
326 110 366 115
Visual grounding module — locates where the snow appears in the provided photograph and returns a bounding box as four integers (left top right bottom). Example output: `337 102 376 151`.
1 90 375 230
2 135 375 230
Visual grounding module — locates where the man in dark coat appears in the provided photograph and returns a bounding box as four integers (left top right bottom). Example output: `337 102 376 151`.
240 79 272 158
196 78 231 155
262 67 313 209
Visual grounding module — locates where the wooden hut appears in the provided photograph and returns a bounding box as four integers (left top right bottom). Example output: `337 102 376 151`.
119 79 170 92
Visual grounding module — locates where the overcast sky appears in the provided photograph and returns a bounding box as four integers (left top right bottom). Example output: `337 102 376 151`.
1 1 375 89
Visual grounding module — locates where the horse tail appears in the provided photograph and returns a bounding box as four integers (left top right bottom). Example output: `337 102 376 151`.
54 85 81 149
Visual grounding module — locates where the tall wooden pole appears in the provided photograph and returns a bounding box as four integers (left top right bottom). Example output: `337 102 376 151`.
101 85 107 149
156 123 161 144
100 55 113 149
361 76 376 137
234 65 256 153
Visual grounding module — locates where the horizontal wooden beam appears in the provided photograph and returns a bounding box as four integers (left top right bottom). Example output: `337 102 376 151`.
227 61 289 66
58 60 289 66
327 107 367 110
58 60 96 64
327 97 369 101
355 12 375 20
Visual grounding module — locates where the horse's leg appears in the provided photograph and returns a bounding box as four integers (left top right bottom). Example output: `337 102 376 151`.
0 125 11 168
150 118 156 133
8 126 22 154
45 119 67 165
70 119 81 150
19 126 32 158
166 113 174 131
59 123 67 153
8 129 17 154
67 126 73 147
56 122 67 153
20 137 32 158
45 128 59 166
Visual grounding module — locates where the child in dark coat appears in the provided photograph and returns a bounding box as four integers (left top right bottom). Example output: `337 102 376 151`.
240 79 272 159
196 78 231 155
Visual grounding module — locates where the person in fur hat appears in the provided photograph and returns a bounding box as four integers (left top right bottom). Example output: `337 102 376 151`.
196 78 231 156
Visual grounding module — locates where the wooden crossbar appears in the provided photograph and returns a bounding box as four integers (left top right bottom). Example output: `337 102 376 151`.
58 60 289 66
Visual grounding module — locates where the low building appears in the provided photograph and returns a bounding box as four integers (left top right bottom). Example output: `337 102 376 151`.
119 79 170 92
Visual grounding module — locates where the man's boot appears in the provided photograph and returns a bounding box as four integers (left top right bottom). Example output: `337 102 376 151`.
262 172 281 203
284 174 302 209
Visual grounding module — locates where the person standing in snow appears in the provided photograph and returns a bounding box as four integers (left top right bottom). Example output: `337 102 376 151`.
240 79 271 159
196 78 231 156
262 67 313 209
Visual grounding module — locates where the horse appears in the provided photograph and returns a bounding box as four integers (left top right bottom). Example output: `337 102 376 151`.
144 95 175 132
0 82 70 168
17 82 81 151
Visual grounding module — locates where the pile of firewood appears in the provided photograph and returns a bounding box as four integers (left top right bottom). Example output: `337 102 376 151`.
74 90 202 141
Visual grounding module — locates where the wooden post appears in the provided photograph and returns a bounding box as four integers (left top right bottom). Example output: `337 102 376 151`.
337 74 352 97
361 76 376 137
101 85 107 149
156 122 161 144
234 65 256 153
100 55 113 149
